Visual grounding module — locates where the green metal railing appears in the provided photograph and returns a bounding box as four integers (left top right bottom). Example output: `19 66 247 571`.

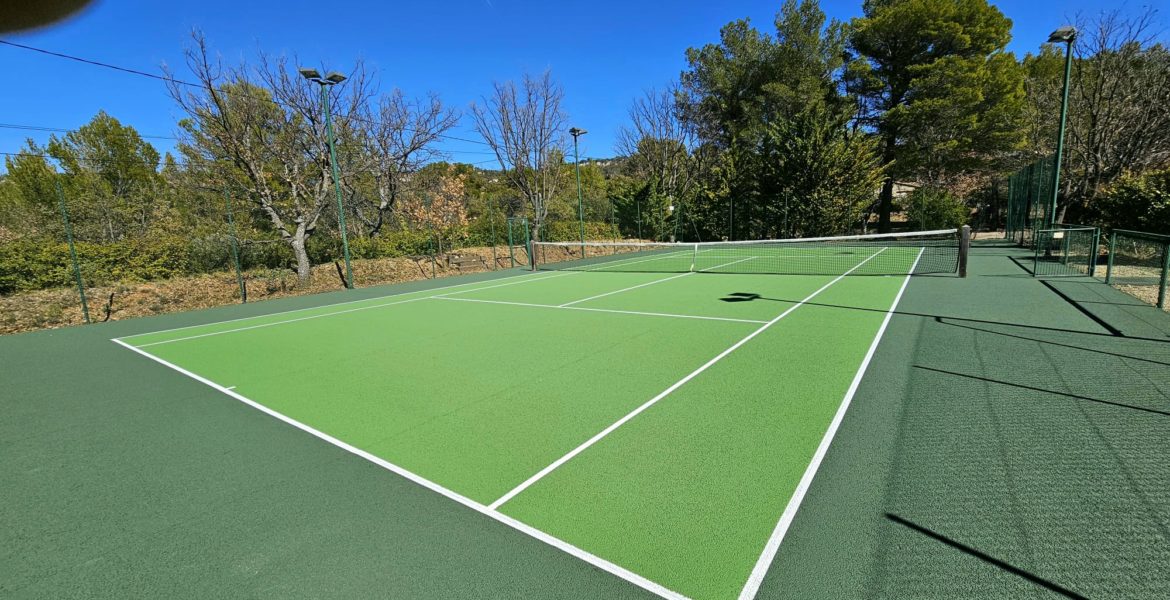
1105 229 1170 309
1033 224 1099 277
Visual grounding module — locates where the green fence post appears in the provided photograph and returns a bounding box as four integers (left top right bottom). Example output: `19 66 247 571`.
55 179 90 324
1159 240 1169 309
525 217 533 271
507 217 516 268
224 189 247 303
489 197 499 270
1087 228 1099 278
1033 231 1041 277
1105 231 1116 285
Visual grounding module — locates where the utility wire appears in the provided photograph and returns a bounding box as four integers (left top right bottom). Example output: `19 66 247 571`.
0 39 497 149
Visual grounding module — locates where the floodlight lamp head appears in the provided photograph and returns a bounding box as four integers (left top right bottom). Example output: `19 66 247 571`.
325 72 347 84
569 127 587 137
298 67 322 81
1047 26 1077 43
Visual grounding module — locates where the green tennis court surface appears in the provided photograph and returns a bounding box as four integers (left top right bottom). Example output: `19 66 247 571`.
7 239 1170 599
113 245 924 600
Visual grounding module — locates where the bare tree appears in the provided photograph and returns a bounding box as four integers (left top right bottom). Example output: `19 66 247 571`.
350 91 458 236
470 70 568 241
1065 8 1170 209
165 32 374 282
616 85 698 202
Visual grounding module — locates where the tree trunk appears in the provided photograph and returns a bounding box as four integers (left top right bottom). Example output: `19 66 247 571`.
290 232 312 283
879 132 893 232
878 177 895 233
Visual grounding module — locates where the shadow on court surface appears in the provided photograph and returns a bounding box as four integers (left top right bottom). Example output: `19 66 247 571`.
719 292 1170 345
883 513 1089 600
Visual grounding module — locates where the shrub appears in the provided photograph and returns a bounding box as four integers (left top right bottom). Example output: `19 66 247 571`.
905 187 969 231
1095 169 1170 233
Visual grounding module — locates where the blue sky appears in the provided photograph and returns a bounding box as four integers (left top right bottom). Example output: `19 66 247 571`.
0 0 1162 168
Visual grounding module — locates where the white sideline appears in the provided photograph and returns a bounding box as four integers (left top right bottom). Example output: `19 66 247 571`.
432 296 769 325
557 256 757 308
130 271 578 348
110 338 692 600
735 248 925 600
487 247 888 510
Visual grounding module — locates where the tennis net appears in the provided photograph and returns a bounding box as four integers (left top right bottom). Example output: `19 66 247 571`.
532 228 968 276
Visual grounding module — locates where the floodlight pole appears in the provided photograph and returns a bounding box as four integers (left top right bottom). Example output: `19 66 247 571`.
1048 27 1076 230
301 68 354 289
570 127 587 256
55 179 89 323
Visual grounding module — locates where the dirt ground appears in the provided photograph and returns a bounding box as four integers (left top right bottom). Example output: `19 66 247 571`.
0 245 526 336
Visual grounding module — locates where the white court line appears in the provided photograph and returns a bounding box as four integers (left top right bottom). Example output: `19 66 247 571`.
557 256 756 308
127 247 724 348
116 269 549 341
575 248 694 272
433 296 769 325
130 271 579 348
110 338 691 600
488 247 888 510
559 272 694 307
735 248 924 600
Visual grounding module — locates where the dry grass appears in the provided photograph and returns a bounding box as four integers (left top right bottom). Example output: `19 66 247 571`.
0 244 525 336
1107 264 1169 311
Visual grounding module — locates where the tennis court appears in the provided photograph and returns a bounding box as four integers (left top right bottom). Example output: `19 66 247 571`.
111 231 965 600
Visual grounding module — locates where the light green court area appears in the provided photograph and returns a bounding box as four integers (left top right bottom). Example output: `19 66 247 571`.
117 260 910 600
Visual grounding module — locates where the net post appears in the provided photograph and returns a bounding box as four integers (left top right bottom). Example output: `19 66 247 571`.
958 225 970 278
690 243 698 272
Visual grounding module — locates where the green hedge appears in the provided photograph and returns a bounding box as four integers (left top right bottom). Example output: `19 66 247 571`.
0 218 625 295
0 236 198 294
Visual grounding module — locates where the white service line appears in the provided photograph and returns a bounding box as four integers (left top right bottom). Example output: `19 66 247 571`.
559 272 694 307
735 248 924 600
578 248 694 271
488 247 889 510
559 256 759 308
130 271 577 348
432 296 768 325
109 338 691 600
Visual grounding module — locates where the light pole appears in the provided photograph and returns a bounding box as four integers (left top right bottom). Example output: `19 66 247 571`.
1047 26 1076 229
569 127 587 256
299 67 354 289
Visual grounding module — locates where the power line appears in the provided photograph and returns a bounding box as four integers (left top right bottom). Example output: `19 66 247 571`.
0 39 497 149
0 121 499 158
0 122 178 140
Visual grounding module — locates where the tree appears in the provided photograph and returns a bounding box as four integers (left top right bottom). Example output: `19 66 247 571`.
761 107 887 236
1 147 60 237
349 90 458 237
470 70 569 242
398 165 470 252
1065 9 1170 213
617 86 698 205
847 0 1026 231
167 32 374 283
679 0 874 239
